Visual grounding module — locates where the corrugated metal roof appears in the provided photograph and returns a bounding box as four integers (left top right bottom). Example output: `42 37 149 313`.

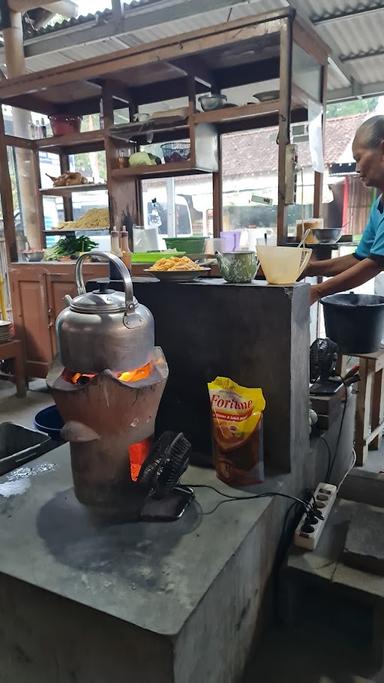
27 0 163 36
293 0 384 96
5 0 384 98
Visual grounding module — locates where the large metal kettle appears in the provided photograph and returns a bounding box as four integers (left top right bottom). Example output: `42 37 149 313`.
56 252 154 373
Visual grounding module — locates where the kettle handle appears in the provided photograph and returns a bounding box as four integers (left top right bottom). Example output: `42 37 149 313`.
75 251 135 312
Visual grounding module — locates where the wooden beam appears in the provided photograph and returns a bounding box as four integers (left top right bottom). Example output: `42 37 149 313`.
0 11 288 102
36 129 105 150
92 79 132 105
170 56 217 89
292 15 329 66
4 134 34 150
0 108 17 262
277 16 293 245
130 78 209 107
23 3 290 59
41 77 210 116
214 57 279 90
4 95 59 116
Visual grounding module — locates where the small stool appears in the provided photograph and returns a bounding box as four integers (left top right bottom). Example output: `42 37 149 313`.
0 339 26 398
341 350 384 466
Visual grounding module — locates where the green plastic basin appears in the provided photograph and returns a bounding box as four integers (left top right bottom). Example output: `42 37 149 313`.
164 237 207 254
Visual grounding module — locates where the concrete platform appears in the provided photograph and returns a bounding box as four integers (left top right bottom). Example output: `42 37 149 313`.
0 442 295 683
282 499 384 675
286 499 384 600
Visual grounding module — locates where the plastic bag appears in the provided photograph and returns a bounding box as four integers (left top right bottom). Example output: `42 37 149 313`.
208 377 266 486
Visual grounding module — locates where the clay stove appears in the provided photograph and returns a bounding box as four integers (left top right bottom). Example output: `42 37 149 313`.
47 349 168 514
47 252 190 518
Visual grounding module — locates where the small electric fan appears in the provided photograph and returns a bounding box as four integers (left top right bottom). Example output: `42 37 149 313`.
309 338 342 395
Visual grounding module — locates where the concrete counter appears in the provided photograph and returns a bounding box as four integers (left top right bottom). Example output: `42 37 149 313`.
0 444 292 683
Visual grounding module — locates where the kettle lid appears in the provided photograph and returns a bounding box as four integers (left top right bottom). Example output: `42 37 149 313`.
69 279 133 314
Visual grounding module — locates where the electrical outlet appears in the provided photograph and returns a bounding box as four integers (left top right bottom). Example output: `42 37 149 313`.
294 482 337 551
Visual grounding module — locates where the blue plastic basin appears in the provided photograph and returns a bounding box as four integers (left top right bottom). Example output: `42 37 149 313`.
34 405 64 441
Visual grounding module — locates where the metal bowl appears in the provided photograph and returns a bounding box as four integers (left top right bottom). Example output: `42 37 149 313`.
312 228 342 244
23 250 45 262
198 94 227 111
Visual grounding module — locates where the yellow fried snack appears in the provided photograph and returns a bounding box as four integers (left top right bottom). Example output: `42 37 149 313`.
148 256 204 272
57 208 110 230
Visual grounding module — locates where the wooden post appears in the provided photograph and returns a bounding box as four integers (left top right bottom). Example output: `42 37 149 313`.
0 107 17 262
277 16 293 245
3 10 43 252
103 84 141 230
59 152 74 223
313 64 328 218
212 133 222 238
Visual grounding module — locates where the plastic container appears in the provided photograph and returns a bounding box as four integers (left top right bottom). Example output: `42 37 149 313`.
34 405 64 441
0 422 50 475
321 293 384 354
257 246 311 285
131 250 186 263
164 236 207 254
220 230 241 252
49 114 82 136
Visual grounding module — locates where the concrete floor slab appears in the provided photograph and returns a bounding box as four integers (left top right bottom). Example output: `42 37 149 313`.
0 379 53 427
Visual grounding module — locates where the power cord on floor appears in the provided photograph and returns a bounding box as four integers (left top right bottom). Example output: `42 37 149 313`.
319 436 332 481
326 379 349 481
337 448 356 492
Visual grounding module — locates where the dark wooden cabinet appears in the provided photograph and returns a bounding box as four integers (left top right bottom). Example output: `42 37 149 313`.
9 262 107 378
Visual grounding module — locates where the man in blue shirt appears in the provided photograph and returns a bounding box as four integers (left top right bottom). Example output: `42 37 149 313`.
308 116 384 305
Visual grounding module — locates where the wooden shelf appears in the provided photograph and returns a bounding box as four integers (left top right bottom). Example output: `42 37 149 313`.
193 101 280 125
111 161 214 179
44 229 109 235
40 183 107 196
109 122 189 144
43 230 72 235
36 130 105 151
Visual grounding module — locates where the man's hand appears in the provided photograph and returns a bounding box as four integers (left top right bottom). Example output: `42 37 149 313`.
310 285 322 306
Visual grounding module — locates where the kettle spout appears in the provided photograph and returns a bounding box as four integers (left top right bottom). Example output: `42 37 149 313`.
61 420 100 443
64 295 73 307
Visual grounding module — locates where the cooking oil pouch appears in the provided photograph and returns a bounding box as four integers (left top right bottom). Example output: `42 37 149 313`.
208 377 266 486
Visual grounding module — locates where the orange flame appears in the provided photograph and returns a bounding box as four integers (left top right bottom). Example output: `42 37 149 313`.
64 362 152 386
128 437 152 481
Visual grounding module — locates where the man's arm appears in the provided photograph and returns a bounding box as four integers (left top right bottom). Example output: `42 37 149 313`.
304 253 360 277
310 257 381 304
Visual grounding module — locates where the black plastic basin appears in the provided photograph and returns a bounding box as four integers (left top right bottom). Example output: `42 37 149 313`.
321 293 384 354
0 422 50 476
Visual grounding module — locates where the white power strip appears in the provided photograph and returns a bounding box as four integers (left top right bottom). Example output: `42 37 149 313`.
294 482 337 550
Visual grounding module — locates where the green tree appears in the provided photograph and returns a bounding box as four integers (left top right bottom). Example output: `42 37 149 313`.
327 96 379 119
